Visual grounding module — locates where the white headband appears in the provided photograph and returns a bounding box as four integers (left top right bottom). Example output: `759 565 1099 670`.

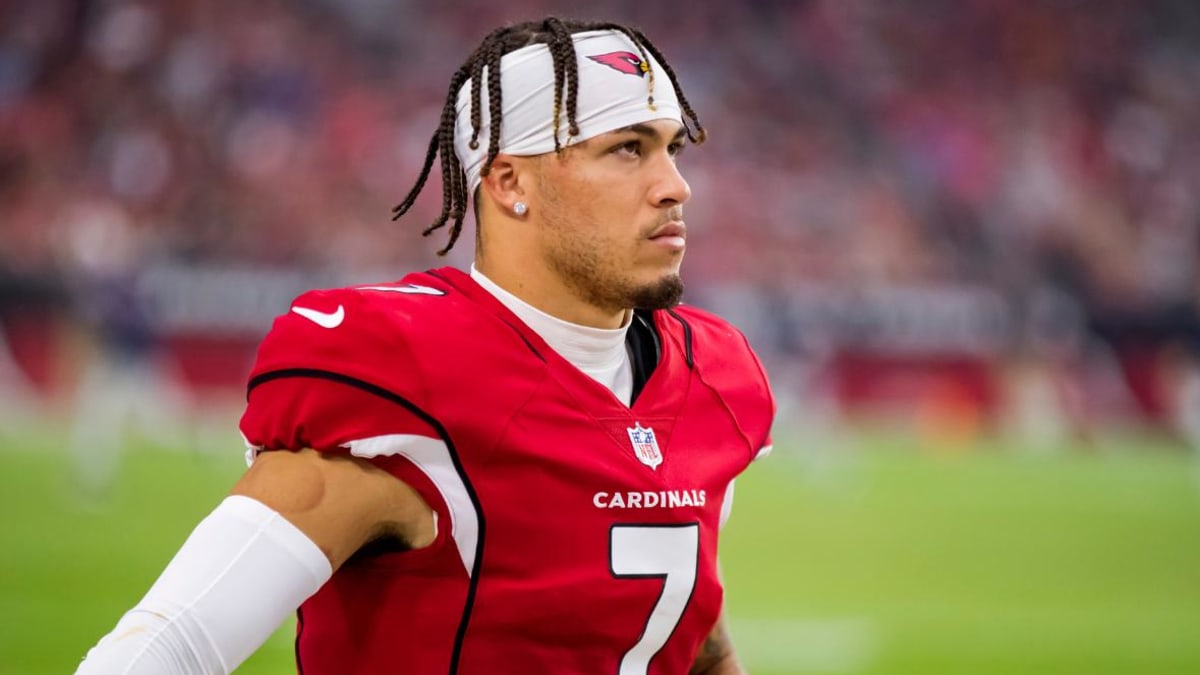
453 29 683 194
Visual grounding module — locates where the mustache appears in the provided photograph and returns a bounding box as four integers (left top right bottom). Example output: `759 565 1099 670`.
646 208 685 234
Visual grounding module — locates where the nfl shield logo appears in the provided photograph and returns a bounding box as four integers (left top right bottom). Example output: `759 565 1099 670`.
626 422 663 470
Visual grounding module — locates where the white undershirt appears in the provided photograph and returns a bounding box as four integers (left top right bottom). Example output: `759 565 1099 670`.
471 265 634 406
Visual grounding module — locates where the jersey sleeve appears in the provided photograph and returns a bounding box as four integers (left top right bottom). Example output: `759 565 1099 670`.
238 287 459 561
240 286 436 453
245 287 431 402
240 374 439 456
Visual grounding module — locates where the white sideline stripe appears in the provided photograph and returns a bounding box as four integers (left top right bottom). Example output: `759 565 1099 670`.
718 481 736 529
347 433 478 576
755 444 773 461
729 616 877 674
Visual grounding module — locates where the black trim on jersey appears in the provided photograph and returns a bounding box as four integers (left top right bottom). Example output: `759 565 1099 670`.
247 367 485 675
665 308 695 369
626 309 662 405
294 607 305 675
512 330 547 363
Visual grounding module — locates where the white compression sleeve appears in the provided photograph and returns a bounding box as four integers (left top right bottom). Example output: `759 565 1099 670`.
75 495 333 675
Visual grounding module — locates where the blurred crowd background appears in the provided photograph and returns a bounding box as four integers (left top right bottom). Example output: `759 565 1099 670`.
2 0 1199 450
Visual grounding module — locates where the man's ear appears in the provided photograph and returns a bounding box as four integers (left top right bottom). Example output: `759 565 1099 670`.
478 154 528 213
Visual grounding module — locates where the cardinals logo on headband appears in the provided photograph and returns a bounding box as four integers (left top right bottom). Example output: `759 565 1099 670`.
587 51 649 78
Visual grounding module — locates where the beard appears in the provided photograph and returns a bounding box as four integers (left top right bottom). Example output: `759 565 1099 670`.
629 273 684 310
546 241 685 314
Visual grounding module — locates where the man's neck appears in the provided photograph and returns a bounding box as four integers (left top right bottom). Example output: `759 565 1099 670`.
473 259 628 329
470 265 634 405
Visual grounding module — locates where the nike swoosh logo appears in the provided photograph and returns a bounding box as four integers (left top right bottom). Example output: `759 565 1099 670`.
291 305 345 328
357 284 446 295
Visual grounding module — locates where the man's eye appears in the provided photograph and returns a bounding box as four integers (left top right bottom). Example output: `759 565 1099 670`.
668 142 686 157
615 140 641 156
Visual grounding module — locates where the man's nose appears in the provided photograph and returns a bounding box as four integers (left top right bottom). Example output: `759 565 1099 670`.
649 154 691 208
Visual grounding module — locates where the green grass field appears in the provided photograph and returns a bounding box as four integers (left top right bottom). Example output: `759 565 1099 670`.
2 423 1198 674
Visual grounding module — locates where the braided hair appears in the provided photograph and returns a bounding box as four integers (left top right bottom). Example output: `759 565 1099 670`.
391 17 706 256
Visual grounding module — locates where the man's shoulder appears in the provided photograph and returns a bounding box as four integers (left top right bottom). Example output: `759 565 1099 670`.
249 269 487 381
296 269 465 326
664 304 774 447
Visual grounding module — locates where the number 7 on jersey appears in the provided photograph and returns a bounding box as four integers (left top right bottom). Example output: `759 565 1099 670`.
609 523 701 675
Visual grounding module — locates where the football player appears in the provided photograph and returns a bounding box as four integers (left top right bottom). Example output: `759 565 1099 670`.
77 17 774 675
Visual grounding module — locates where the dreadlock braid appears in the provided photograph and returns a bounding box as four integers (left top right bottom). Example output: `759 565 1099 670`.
601 24 658 109
561 39 581 137
392 17 706 256
421 64 471 252
623 27 707 143
391 61 467 227
481 38 504 175
390 131 439 218
544 18 572 152
467 46 487 151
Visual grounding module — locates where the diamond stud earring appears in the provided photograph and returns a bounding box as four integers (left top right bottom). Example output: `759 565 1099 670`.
513 201 528 217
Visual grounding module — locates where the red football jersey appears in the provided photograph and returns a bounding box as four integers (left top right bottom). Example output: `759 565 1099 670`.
239 267 774 675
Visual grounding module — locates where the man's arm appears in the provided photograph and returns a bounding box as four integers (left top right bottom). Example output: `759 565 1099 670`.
231 448 436 568
76 449 433 674
690 614 746 675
